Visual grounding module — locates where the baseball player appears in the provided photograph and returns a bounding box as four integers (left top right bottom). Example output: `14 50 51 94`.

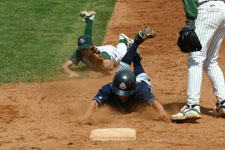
171 0 225 121
78 28 169 122
61 10 133 77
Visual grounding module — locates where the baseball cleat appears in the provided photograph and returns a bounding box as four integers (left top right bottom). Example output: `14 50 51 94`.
171 105 201 122
212 100 225 118
80 10 96 22
135 28 155 44
119 33 134 48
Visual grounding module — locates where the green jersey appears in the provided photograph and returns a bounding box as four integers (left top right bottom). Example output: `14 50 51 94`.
69 48 82 65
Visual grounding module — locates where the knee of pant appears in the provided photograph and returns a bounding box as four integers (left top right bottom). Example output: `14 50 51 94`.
136 73 150 83
203 61 219 72
117 61 130 72
188 56 205 67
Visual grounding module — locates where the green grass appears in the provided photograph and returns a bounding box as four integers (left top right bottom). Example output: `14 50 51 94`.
0 0 117 84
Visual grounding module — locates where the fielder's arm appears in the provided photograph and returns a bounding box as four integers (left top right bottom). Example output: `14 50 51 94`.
60 60 79 77
78 100 98 121
151 100 170 122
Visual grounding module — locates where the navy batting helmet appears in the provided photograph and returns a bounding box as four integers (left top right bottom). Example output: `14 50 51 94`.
112 70 136 96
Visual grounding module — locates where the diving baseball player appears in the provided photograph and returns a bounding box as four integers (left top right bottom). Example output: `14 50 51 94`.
171 0 225 122
78 28 169 122
61 11 133 77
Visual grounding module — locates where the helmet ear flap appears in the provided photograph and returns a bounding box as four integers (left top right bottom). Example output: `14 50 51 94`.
112 70 136 96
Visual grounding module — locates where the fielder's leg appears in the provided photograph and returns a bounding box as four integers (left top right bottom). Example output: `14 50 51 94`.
80 10 96 37
115 34 130 61
203 10 225 118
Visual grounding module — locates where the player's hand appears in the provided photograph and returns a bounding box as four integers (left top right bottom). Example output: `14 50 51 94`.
78 115 88 121
155 112 171 123
77 115 91 125
159 114 171 123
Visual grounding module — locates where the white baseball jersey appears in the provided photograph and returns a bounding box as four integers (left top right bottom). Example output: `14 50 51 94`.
96 43 127 65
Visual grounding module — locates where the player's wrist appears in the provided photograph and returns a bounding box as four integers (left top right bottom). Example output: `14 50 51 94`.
186 20 194 23
185 20 195 30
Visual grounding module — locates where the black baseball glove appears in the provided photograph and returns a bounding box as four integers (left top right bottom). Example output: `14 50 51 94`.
177 21 202 53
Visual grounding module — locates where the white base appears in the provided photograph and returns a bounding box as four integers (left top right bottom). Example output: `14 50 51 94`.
90 128 136 141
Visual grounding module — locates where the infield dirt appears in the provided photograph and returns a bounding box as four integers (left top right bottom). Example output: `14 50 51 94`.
0 0 225 149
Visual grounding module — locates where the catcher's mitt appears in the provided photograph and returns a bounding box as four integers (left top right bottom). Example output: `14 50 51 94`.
177 26 202 53
88 47 104 71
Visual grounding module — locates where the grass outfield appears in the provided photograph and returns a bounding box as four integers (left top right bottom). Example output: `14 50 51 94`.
0 0 117 84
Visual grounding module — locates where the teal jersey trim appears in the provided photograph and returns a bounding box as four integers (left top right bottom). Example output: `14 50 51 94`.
101 52 111 60
183 0 198 21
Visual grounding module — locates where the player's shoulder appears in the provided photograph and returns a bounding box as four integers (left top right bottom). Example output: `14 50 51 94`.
96 83 113 99
101 83 112 91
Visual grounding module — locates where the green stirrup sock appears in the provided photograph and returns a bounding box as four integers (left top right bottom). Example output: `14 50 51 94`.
119 39 127 45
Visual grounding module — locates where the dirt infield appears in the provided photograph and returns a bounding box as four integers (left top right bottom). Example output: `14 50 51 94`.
1 0 225 149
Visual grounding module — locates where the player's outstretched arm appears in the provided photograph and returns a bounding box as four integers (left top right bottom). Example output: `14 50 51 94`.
61 60 79 77
151 100 170 122
78 100 98 122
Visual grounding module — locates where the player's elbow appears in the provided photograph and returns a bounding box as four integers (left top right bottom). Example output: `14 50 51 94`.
103 60 114 71
61 60 74 73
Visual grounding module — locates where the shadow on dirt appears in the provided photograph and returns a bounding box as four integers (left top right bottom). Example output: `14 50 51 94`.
163 102 214 123
163 102 214 115
72 65 112 76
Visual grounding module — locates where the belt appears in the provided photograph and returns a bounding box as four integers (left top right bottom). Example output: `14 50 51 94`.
198 0 224 7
